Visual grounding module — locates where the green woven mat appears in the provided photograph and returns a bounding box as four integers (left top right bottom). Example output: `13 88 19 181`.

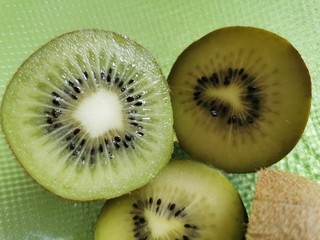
1 0 319 239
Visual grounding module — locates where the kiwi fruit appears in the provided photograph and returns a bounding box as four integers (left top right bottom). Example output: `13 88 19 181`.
94 159 247 240
246 169 320 239
168 26 311 173
0 29 174 200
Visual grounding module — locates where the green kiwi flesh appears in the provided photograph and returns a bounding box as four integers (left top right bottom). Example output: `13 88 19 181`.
94 159 247 240
168 26 311 173
0 29 174 200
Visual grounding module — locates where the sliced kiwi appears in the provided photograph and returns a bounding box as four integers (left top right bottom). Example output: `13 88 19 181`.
168 26 311 173
0 29 174 200
94 159 247 240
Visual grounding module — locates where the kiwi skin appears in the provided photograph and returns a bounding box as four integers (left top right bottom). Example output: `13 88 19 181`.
168 26 312 173
94 159 248 240
0 29 174 201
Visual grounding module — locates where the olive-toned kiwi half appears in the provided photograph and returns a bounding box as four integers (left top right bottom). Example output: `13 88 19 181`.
168 26 311 173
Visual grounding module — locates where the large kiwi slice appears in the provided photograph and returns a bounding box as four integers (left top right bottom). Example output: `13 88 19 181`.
168 26 311 173
0 29 174 200
94 159 247 240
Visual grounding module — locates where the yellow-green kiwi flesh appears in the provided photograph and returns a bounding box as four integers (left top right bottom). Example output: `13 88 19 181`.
94 159 247 240
1 29 174 200
168 26 311 173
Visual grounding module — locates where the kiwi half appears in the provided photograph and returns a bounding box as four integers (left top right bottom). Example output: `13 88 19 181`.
0 29 174 200
168 26 311 173
94 159 247 240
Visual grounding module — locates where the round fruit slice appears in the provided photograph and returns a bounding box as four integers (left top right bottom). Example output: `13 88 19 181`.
94 159 247 240
168 26 311 173
1 29 174 200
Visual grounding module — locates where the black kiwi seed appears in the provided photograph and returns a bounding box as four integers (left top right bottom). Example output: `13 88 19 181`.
70 93 78 100
231 115 237 123
210 73 219 84
52 99 60 106
52 91 60 97
131 122 139 127
76 78 83 85
136 132 144 137
125 135 132 141
128 88 135 94
122 141 129 148
90 148 95 155
53 123 62 129
80 139 86 146
193 91 201 97
99 144 103 152
51 109 61 118
69 142 76 150
107 74 111 82
47 117 53 124
169 203 176 210
73 86 81 93
241 73 248 80
68 81 74 87
113 141 120 149
210 107 218 117
224 76 231 85
134 101 143 106
118 81 124 88
73 128 80 135
127 96 134 102
83 71 88 79
66 134 73 141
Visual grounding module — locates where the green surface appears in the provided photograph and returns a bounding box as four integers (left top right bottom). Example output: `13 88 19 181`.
0 0 319 239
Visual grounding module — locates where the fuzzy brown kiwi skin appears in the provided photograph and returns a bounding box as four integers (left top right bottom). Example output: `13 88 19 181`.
0 29 174 201
168 26 312 173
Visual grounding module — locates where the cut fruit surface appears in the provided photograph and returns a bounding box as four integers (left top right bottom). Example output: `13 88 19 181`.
94 159 247 240
168 26 311 173
0 29 174 200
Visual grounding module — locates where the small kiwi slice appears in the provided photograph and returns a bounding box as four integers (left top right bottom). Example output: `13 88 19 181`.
94 159 247 240
0 29 174 200
168 26 311 173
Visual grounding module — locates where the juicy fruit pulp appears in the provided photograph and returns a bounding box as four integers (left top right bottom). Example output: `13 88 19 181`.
94 159 247 240
168 26 311 173
1 29 174 200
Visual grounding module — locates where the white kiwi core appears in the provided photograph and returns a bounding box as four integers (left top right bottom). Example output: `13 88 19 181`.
73 90 123 137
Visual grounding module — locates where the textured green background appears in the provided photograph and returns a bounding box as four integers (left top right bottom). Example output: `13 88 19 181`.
0 0 319 239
